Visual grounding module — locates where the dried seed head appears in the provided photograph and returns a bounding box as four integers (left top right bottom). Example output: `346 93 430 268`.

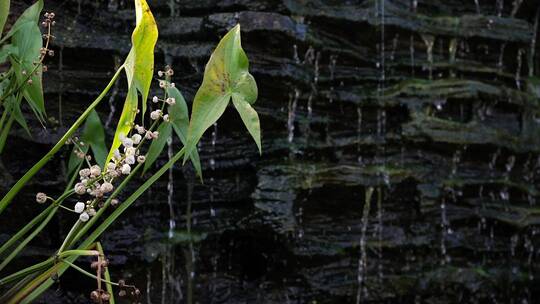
137 155 146 163
118 290 127 297
36 192 47 204
90 290 100 303
145 130 153 139
74 202 85 213
159 80 166 88
111 199 119 207
79 212 90 222
165 97 176 105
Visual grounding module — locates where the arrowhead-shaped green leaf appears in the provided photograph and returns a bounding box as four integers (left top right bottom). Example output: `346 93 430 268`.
0 0 10 37
9 0 45 122
143 121 172 173
183 24 260 164
166 84 202 178
107 0 158 163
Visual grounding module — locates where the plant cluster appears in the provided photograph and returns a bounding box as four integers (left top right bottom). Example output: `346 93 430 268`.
0 0 261 303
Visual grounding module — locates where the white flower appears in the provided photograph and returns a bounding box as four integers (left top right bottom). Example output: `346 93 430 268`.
79 212 90 222
87 208 96 216
132 134 142 144
137 155 146 163
166 97 176 105
36 192 47 204
74 202 85 213
113 149 122 161
122 137 134 148
74 183 86 195
121 164 131 175
119 133 126 142
152 96 159 103
107 162 116 171
81 178 89 186
79 168 90 178
163 114 169 122
90 165 101 177
136 125 145 134
111 199 119 206
152 131 159 139
125 155 135 165
124 147 137 156
150 110 161 120
100 182 114 193
145 131 153 139
158 70 164 77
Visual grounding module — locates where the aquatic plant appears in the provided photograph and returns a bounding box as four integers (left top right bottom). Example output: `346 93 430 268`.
0 0 53 154
0 0 260 302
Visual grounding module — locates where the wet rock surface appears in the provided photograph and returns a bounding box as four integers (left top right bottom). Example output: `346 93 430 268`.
2 0 540 303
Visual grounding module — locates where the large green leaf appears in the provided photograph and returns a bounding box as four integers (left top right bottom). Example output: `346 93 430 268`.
183 24 260 164
106 0 158 163
143 121 172 173
9 0 44 122
83 110 107 169
166 85 202 177
0 0 10 37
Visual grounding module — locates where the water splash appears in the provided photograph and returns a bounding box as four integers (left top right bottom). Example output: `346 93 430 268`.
511 0 523 17
421 34 435 80
515 49 524 90
449 38 458 77
474 0 481 14
356 187 374 304
497 0 504 17
287 88 300 144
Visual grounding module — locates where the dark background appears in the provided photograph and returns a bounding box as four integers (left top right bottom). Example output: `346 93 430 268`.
2 0 540 303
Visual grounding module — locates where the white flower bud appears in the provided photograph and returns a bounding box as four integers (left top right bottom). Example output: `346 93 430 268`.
87 208 96 216
137 155 146 163
152 96 159 103
145 131 153 139
121 164 131 175
152 131 159 139
122 137 134 148
150 110 161 120
125 147 137 156
111 199 119 206
119 133 126 142
113 149 122 161
81 178 89 186
74 183 86 195
100 182 114 193
170 83 175 88
74 202 85 213
125 155 135 165
158 70 164 77
132 134 142 144
136 125 145 134
163 114 169 122
159 80 166 88
90 165 101 177
36 192 47 204
166 97 176 105
79 168 90 178
107 162 116 171
79 212 90 222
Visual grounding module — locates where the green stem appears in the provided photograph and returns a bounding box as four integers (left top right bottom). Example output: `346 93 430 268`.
18 148 186 303
0 65 125 215
0 206 59 273
0 204 54 257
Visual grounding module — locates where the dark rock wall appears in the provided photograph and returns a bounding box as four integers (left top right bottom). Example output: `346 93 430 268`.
3 0 540 303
